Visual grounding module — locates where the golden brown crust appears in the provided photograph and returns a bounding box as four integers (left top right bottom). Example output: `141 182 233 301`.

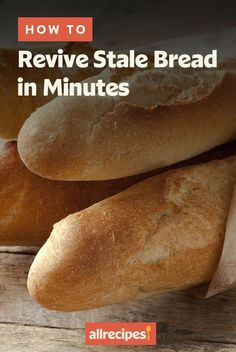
0 140 146 246
28 155 236 311
18 67 236 181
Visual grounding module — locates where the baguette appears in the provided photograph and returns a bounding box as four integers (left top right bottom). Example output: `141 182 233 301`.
0 44 97 139
28 154 236 311
1 139 235 246
18 65 236 181
0 140 146 246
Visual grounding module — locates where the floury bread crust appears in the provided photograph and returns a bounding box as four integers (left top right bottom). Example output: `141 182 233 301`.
0 141 147 246
18 65 236 181
28 155 236 311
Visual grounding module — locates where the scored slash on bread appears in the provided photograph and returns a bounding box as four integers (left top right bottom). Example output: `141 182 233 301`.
28 154 236 311
1 139 235 246
18 65 236 181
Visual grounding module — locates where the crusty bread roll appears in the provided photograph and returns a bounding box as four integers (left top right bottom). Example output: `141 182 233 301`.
0 140 147 246
18 65 236 181
28 154 236 311
0 44 97 139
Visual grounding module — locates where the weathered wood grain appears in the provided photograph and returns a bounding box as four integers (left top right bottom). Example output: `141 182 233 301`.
157 342 236 352
0 251 236 349
0 246 38 254
0 323 233 352
0 323 236 352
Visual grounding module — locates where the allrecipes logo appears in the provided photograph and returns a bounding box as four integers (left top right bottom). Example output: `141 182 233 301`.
85 322 157 346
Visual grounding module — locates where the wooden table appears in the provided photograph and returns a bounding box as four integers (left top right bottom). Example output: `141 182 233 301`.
0 246 236 352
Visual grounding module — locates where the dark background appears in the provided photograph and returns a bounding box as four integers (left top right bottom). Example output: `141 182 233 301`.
0 0 235 48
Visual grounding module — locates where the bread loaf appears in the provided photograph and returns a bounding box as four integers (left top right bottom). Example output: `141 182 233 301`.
0 140 146 246
0 44 97 139
28 154 236 311
18 65 236 181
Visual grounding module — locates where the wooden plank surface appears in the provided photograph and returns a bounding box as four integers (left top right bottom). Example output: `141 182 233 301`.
0 251 236 351
1 323 236 352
